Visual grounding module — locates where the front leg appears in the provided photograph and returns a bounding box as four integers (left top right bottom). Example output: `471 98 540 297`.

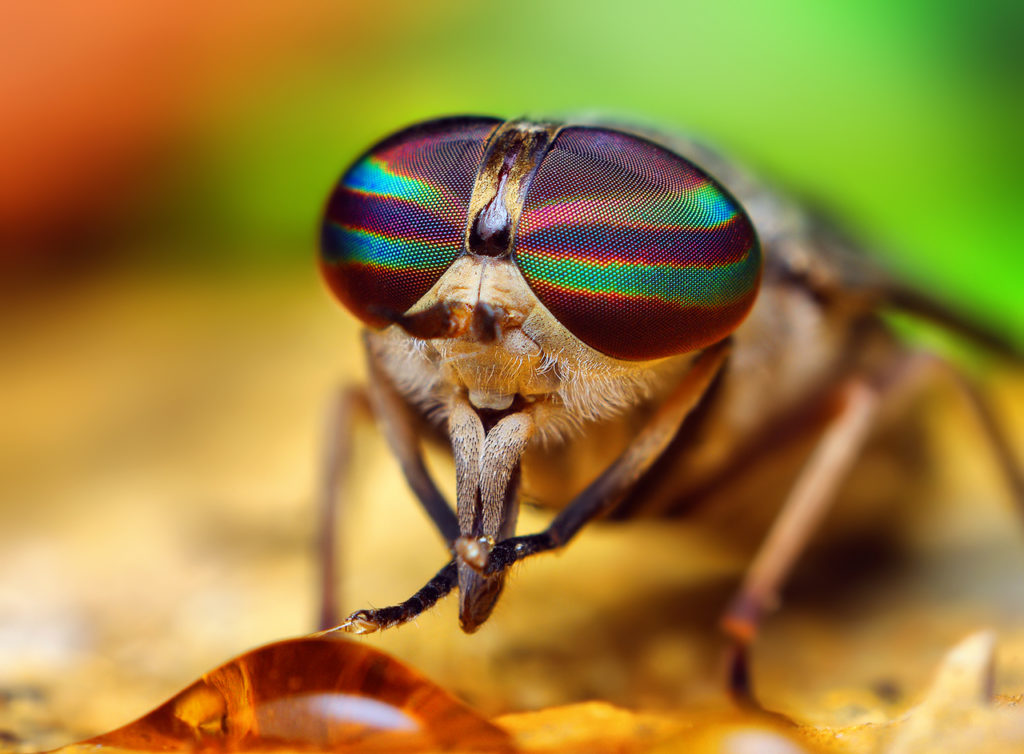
335 340 730 634
364 340 460 545
316 343 460 631
329 401 537 636
316 385 370 630
463 340 732 576
337 560 459 634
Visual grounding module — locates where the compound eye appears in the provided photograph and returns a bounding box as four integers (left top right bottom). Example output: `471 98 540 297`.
514 127 761 360
320 117 500 328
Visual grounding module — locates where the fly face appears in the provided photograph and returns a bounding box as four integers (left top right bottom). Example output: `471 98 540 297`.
321 117 762 434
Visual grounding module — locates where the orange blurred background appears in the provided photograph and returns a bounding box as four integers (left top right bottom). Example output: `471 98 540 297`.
2 1 350 267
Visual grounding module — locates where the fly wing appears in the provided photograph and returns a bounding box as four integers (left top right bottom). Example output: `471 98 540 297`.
778 211 1022 361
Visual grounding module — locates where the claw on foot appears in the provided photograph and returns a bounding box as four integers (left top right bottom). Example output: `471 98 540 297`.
338 610 380 635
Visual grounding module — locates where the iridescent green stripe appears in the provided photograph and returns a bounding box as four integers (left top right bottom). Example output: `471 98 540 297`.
342 156 443 205
685 181 737 227
521 246 761 307
326 225 458 271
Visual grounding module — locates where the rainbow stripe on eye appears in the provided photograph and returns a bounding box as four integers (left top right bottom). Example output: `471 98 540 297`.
341 156 444 205
320 118 500 328
328 227 460 272
523 184 737 234
515 249 760 308
515 127 761 360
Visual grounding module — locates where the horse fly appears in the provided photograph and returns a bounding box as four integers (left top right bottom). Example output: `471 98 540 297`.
314 116 1022 703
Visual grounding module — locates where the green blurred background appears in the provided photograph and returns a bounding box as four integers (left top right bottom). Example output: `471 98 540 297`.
2 0 1022 335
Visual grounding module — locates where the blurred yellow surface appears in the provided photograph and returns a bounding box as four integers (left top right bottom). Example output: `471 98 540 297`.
1 269 1023 752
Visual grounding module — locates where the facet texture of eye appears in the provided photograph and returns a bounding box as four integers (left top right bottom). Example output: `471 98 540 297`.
514 127 761 360
320 117 500 328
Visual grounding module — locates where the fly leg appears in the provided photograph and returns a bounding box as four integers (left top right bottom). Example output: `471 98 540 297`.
316 340 460 632
719 377 881 706
881 282 1022 509
720 350 1024 707
362 341 460 546
339 396 538 635
946 371 1024 519
720 351 1023 707
467 340 732 576
335 561 459 635
316 385 370 630
334 339 731 635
